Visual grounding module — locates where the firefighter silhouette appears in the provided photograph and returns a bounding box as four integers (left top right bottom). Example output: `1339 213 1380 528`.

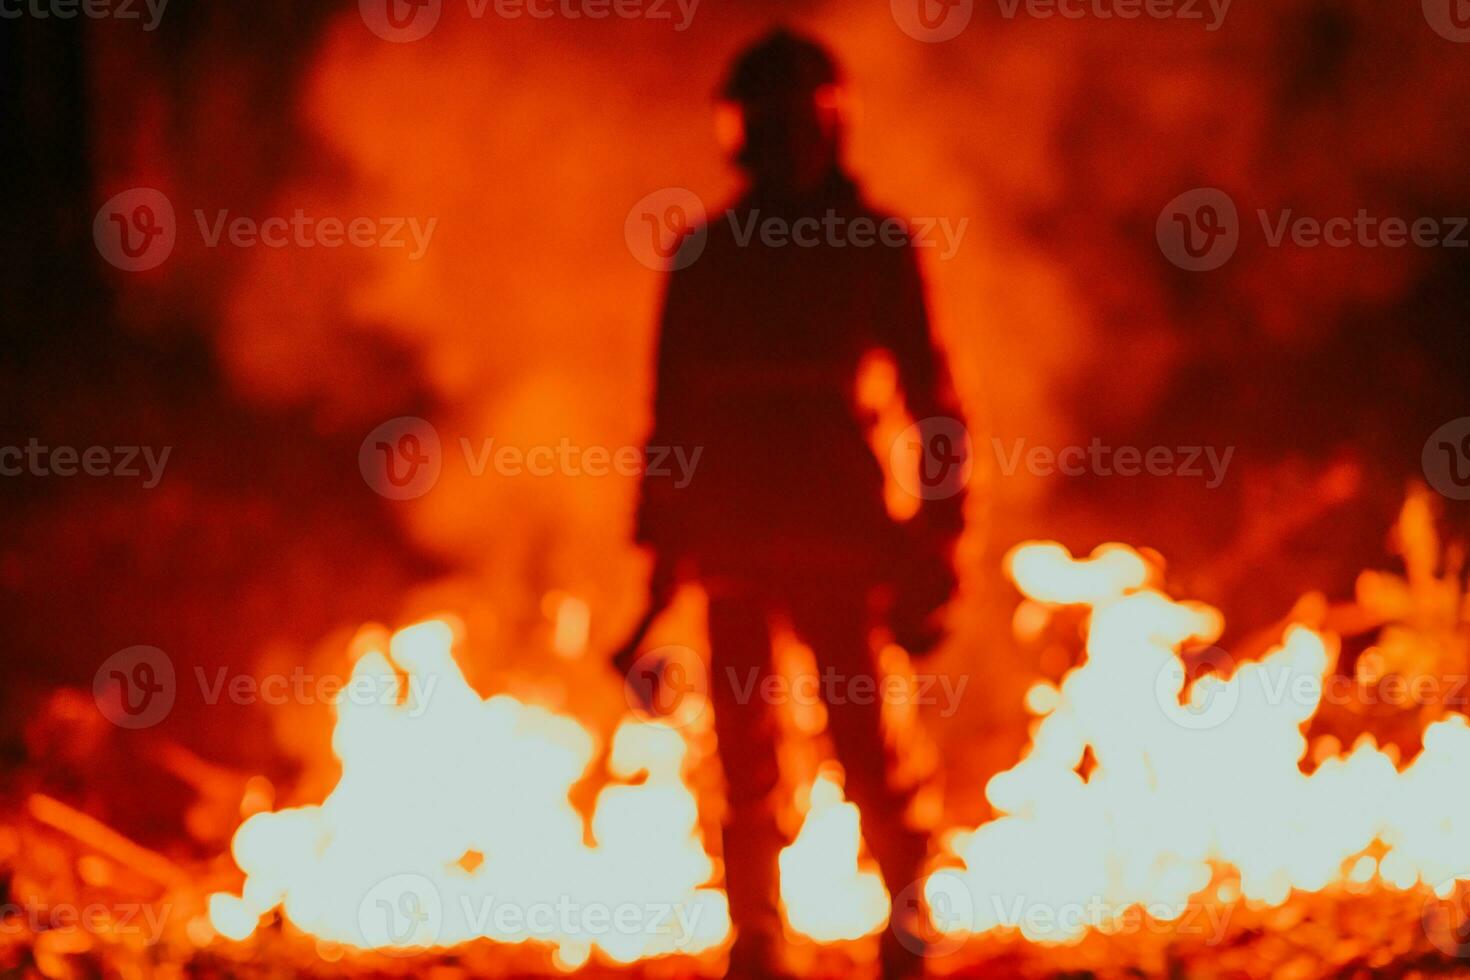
619 29 967 978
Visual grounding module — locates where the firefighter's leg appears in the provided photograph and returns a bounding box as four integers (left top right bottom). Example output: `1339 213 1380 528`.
706 590 785 976
790 585 931 977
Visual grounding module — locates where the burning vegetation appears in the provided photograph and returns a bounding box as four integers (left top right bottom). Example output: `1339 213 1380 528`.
1 489 1468 977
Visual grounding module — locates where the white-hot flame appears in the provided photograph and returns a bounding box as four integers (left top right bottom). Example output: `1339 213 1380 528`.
212 524 1470 962
779 772 889 943
209 620 728 967
931 540 1470 945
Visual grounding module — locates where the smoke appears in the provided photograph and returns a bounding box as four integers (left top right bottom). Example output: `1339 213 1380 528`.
87 0 1470 802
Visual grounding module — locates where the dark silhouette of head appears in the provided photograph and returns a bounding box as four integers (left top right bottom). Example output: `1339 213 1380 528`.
720 29 846 194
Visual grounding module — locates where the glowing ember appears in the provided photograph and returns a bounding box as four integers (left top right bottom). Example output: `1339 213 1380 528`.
208 620 728 967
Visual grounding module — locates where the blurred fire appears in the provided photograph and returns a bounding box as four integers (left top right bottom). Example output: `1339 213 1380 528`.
5 490 1469 978
932 487 1470 949
778 771 889 944
203 617 901 969
191 488 1470 973
0 0 1461 974
206 619 728 968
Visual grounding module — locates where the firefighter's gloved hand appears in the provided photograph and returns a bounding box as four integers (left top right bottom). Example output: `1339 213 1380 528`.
610 550 679 682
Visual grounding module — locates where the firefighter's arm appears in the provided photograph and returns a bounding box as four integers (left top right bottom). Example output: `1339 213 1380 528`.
634 246 701 553
621 252 698 684
878 241 968 542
